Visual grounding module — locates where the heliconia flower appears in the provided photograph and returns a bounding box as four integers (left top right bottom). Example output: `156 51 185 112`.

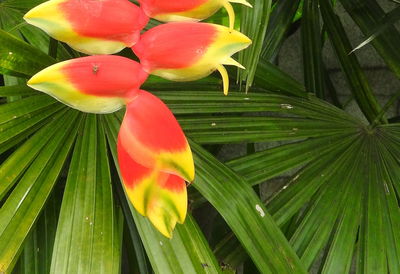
118 90 194 238
27 55 148 114
132 22 251 95
138 0 252 29
24 0 149 55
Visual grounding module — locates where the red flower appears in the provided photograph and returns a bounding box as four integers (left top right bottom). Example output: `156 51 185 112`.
133 22 251 95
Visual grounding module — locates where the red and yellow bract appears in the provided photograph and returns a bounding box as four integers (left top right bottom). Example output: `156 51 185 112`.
27 55 148 113
132 22 251 95
138 0 252 29
118 90 194 238
24 0 149 55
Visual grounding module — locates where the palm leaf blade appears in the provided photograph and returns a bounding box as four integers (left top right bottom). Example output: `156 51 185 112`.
50 115 121 273
0 110 79 273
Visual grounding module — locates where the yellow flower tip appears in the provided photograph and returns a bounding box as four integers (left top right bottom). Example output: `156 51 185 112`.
223 57 245 69
26 77 36 87
23 4 41 20
217 64 229 95
22 12 31 21
232 31 252 46
177 213 187 224
27 61 63 88
223 0 253 29
26 69 50 88
215 26 252 52
23 0 60 24
149 216 175 239
185 156 195 182
164 230 173 239
222 1 235 30
147 199 181 238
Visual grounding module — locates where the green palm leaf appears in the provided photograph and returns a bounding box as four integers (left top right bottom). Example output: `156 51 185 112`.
1 0 400 273
50 115 122 273
213 97 400 272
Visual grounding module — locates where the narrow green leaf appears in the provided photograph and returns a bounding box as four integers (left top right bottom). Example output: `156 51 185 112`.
0 95 57 125
0 108 68 200
371 138 400 273
0 84 36 97
289 138 364 269
0 29 55 77
227 133 358 185
302 0 324 97
181 116 358 144
213 234 247 269
322 63 342 108
36 192 61 274
50 115 121 274
350 6 400 53
0 105 65 151
262 0 301 60
321 179 361 274
267 133 360 227
15 228 39 274
319 0 383 123
358 138 387 273
156 91 360 125
190 141 306 273
340 0 400 79
0 110 79 273
15 191 61 274
254 60 307 97
238 0 272 91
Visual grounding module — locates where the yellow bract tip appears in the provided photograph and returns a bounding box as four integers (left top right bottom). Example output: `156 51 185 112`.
217 64 229 96
223 1 235 29
215 25 252 47
223 57 245 69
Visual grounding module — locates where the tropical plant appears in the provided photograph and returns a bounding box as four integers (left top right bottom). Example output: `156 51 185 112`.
0 0 400 273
